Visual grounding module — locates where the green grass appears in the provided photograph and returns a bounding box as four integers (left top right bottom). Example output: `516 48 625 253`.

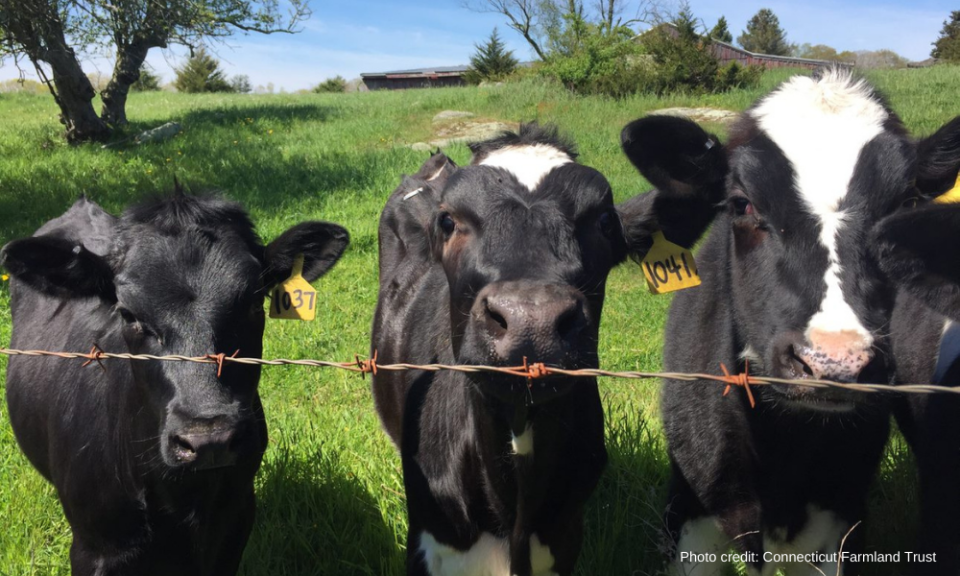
1 65 959 575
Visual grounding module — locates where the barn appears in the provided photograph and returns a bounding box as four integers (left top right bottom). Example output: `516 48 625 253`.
708 38 848 70
360 66 469 91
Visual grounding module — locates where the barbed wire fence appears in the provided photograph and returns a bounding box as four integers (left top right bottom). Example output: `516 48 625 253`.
1 347 958 408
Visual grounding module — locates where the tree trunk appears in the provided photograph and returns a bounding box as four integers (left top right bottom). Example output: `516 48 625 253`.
2 0 110 143
44 47 111 143
100 42 151 127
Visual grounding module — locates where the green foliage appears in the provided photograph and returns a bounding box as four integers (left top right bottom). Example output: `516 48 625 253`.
464 28 518 85
932 10 960 62
641 10 763 95
131 66 162 92
313 75 347 94
737 8 792 56
230 74 252 94
856 49 910 69
174 48 232 93
709 16 732 43
538 12 647 97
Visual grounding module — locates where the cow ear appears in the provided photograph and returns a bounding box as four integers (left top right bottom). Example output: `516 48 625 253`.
916 116 960 198
263 222 349 286
617 116 728 257
412 151 458 191
873 204 960 320
1 236 116 300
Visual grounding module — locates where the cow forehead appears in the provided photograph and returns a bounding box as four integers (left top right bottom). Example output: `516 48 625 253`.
750 70 889 217
476 143 574 191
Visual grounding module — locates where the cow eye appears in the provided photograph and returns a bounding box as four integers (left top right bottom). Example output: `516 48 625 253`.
116 306 137 324
730 196 754 217
439 213 456 235
901 196 920 209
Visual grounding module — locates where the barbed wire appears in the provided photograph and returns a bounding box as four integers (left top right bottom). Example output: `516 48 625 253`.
0 347 957 404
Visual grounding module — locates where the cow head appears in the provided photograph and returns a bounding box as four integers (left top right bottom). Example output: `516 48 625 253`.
388 123 718 405
1 193 349 470
630 69 960 410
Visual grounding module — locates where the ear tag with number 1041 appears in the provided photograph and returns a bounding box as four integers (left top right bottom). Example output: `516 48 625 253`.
641 231 701 295
269 254 317 321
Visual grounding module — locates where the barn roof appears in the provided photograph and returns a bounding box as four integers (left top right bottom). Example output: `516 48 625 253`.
361 65 470 79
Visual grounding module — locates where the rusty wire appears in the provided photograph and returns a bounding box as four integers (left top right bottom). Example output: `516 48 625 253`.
0 347 958 399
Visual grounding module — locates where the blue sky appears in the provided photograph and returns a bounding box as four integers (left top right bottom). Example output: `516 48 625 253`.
0 0 954 91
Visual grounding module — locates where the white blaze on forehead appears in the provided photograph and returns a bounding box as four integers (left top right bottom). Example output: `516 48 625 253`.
751 69 887 347
478 144 573 191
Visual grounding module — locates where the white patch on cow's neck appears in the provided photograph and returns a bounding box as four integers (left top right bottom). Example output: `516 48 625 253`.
417 531 556 576
751 69 885 347
762 505 846 576
478 144 572 191
511 423 534 456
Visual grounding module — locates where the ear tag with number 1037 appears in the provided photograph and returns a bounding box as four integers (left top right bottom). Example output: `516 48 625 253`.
269 254 317 321
641 231 701 295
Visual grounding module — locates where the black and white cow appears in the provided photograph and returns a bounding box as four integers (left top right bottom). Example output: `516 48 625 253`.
875 181 960 575
371 123 723 576
2 192 348 575
636 69 960 575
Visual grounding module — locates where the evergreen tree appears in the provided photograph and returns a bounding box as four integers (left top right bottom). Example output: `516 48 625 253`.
465 28 519 84
130 66 161 92
174 48 232 93
737 8 792 56
709 16 733 43
932 10 960 62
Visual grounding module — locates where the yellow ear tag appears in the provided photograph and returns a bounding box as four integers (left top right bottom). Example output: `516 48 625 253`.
934 172 960 204
641 231 701 294
269 254 317 320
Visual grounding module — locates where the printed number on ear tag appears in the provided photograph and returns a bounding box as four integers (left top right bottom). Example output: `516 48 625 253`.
641 231 701 295
934 173 960 204
269 254 317 321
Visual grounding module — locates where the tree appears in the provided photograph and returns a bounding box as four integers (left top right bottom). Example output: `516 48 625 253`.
313 75 346 93
737 8 792 56
130 65 161 91
465 27 518 83
932 10 960 62
794 43 839 61
709 16 732 43
0 0 309 143
462 0 653 61
174 48 232 93
229 74 252 93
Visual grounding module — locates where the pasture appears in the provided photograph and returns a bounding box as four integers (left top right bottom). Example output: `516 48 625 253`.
0 66 958 575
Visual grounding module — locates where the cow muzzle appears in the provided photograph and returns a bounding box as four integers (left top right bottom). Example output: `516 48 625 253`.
471 281 588 366
164 415 245 470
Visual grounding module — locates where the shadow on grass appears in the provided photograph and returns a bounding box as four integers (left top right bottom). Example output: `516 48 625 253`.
240 441 401 576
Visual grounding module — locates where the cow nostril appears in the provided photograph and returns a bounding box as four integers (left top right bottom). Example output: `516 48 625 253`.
171 435 197 458
484 300 508 332
788 346 816 378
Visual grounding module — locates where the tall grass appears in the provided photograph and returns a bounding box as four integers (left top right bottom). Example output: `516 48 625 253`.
1 65 958 575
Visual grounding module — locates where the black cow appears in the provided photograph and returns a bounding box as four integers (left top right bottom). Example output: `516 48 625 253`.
639 69 960 576
370 123 723 576
875 184 960 575
2 192 348 575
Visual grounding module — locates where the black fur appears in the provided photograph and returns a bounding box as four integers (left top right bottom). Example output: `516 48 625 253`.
1 192 348 575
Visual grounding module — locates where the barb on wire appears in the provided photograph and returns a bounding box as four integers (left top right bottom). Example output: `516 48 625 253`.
0 347 958 400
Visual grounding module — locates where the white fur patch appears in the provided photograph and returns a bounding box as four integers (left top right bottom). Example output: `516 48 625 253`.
478 144 572 191
418 531 556 576
763 505 847 576
672 516 728 576
751 69 885 349
419 532 509 576
511 424 534 456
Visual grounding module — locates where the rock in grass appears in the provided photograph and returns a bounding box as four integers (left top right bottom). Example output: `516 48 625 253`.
648 107 739 125
432 110 475 122
135 122 182 144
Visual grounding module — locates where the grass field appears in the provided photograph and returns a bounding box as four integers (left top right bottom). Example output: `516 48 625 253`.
0 66 958 575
